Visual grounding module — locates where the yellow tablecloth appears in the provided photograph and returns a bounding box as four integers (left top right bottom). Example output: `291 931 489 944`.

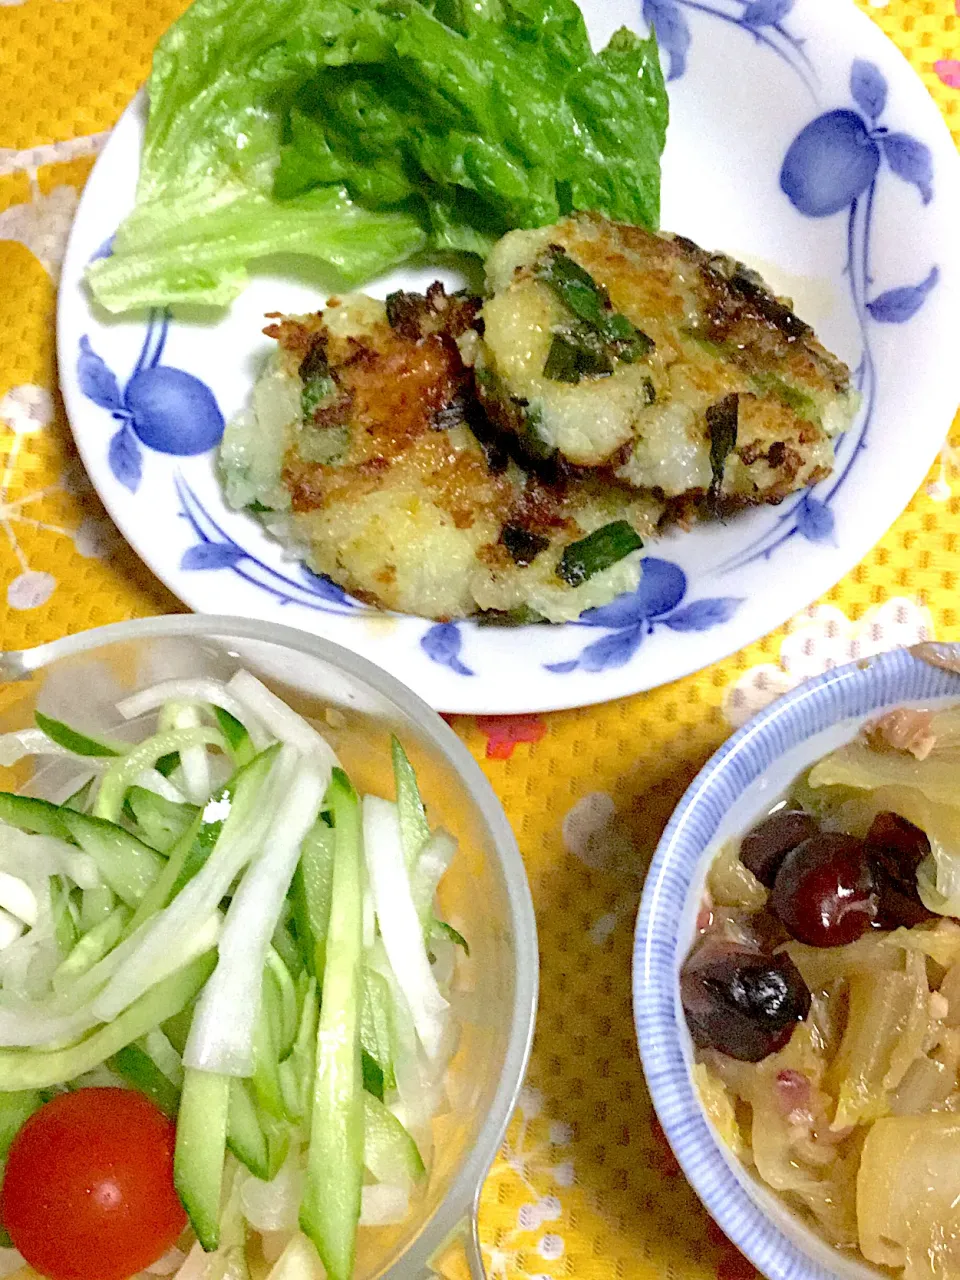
1 1 959 1276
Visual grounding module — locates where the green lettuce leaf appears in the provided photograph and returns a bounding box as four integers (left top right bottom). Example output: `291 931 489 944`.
85 0 667 313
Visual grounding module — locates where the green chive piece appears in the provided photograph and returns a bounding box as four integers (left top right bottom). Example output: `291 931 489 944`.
706 393 739 503
557 521 643 587
536 247 654 372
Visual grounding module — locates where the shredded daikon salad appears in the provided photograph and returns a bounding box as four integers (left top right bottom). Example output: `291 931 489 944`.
0 671 467 1280
684 704 960 1280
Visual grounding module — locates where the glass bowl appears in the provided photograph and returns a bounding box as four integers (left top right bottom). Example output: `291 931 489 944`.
0 614 538 1280
633 644 960 1280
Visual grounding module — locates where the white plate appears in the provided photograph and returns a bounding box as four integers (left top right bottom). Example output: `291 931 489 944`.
57 0 960 715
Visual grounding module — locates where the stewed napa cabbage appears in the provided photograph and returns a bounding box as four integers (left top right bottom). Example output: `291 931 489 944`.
682 701 960 1278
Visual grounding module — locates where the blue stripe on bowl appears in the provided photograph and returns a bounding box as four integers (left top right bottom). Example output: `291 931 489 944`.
633 647 960 1280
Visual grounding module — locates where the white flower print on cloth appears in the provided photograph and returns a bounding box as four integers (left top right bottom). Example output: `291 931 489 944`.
0 134 107 281
0 131 110 614
0 185 78 283
0 385 121 609
0 385 53 436
483 1083 573 1280
926 440 960 502
724 596 935 728
562 792 633 873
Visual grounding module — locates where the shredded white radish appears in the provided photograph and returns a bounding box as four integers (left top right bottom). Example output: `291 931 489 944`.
0 1000 100 1047
413 831 457 898
259 1233 294 1267
262 1232 323 1280
362 797 449 1060
359 1184 409 1226
366 940 448 1135
91 749 293 1022
0 908 24 950
116 679 270 751
362 881 376 951
144 1247 186 1276
143 1027 184 1085
0 1248 25 1278
0 728 93 768
134 768 187 804
166 704 211 805
170 1242 209 1280
91 907 223 1023
0 826 100 889
239 1153 303 1232
0 911 222 1044
185 759 327 1075
0 871 37 926
227 671 337 769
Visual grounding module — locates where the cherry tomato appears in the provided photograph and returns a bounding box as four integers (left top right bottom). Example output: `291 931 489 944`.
1 1087 186 1280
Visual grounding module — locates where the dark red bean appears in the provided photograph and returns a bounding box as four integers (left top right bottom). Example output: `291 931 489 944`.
864 811 936 928
770 833 877 947
681 941 811 1063
739 810 819 887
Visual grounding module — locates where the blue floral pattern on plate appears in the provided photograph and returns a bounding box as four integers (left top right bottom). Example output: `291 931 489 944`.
175 474 355 616
643 0 812 88
78 310 224 493
544 559 742 674
718 58 939 573
421 624 475 677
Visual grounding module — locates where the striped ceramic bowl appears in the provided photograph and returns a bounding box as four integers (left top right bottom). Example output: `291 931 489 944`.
633 643 960 1280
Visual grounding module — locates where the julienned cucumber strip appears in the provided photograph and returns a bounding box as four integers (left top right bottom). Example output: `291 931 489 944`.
360 1050 384 1102
391 737 429 871
51 878 78 957
58 810 165 907
79 883 115 933
291 822 335 980
155 752 180 778
229 1075 290 1181
0 792 72 840
362 1092 425 1187
34 712 122 758
227 1077 270 1180
124 810 205 939
175 1067 230 1252
126 771 237 940
272 912 302 978
111 1043 179 1116
0 1090 43 1159
63 778 95 813
54 905 130 990
0 951 215 1090
214 707 255 767
433 919 469 956
280 975 317 1125
165 748 273 904
300 769 364 1280
251 977 291 1123
93 726 227 823
0 1090 44 1240
360 967 396 1094
266 949 298 1060
169 808 228 899
127 786 199 853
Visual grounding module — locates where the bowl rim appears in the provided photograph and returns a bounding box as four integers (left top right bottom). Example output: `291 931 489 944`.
632 643 960 1280
0 613 539 1278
